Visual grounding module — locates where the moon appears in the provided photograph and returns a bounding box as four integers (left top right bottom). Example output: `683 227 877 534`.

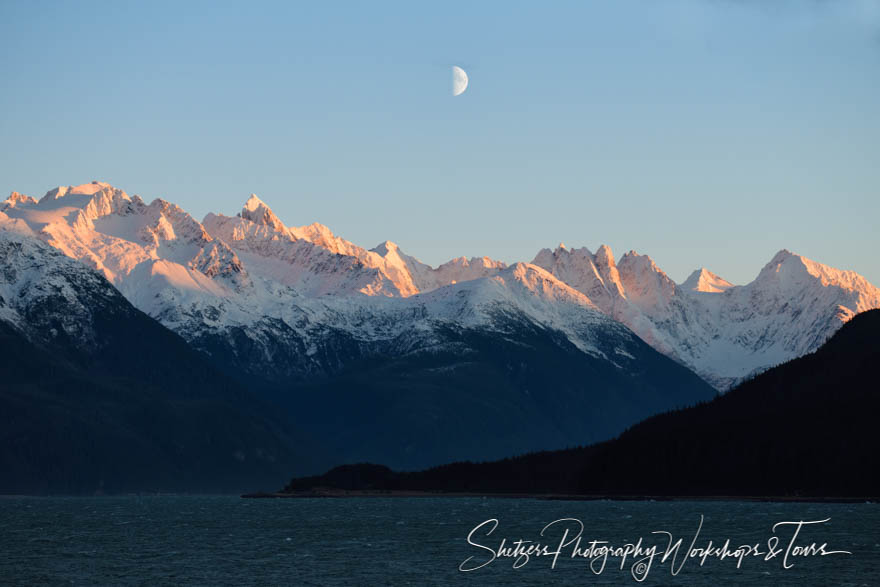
452 66 468 96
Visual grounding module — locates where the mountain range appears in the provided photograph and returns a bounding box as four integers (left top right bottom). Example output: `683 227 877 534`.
4 181 878 390
1 181 878 490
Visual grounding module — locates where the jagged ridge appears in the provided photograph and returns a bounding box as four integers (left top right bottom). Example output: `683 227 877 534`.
4 181 879 390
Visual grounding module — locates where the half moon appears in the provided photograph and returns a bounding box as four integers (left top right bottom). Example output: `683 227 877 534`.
452 66 468 96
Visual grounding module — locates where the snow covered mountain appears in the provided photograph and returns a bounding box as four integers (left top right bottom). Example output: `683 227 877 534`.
3 181 878 393
681 268 734 293
0 224 130 349
1 182 599 382
0 182 717 471
532 244 880 389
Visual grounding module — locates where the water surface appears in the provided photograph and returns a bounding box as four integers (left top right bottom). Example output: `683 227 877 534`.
0 496 876 585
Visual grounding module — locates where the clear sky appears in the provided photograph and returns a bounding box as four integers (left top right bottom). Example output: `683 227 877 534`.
2 0 878 285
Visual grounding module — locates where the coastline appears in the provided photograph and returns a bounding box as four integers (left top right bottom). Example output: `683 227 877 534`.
241 490 876 503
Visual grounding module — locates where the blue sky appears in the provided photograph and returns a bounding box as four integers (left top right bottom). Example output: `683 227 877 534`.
1 0 878 285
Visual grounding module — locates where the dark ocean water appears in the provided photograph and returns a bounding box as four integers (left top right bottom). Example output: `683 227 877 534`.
0 496 877 586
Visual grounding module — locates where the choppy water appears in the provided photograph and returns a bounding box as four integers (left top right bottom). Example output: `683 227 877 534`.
0 496 877 585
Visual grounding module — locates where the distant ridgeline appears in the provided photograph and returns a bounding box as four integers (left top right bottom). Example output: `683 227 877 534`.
282 309 880 498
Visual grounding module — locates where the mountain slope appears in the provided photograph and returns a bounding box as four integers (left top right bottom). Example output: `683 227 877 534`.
285 309 880 497
532 244 880 389
0 230 325 494
279 282 715 469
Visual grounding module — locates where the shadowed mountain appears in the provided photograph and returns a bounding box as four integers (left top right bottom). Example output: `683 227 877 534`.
282 309 880 498
276 311 715 471
0 231 326 494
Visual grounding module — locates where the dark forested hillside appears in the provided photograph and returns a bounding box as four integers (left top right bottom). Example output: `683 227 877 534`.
0 317 330 494
283 309 880 498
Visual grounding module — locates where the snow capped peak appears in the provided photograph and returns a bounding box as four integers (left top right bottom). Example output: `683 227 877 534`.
474 256 505 268
618 250 666 276
371 240 399 256
531 247 554 267
39 181 116 202
769 248 795 262
243 193 265 211
69 180 114 195
9 182 134 229
1 180 247 298
41 186 69 201
617 251 677 311
1 191 37 210
433 255 502 271
532 244 595 267
595 244 614 264
30 182 132 214
755 249 814 283
592 245 626 299
754 249 879 301
530 243 628 314
681 268 734 293
239 194 285 231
